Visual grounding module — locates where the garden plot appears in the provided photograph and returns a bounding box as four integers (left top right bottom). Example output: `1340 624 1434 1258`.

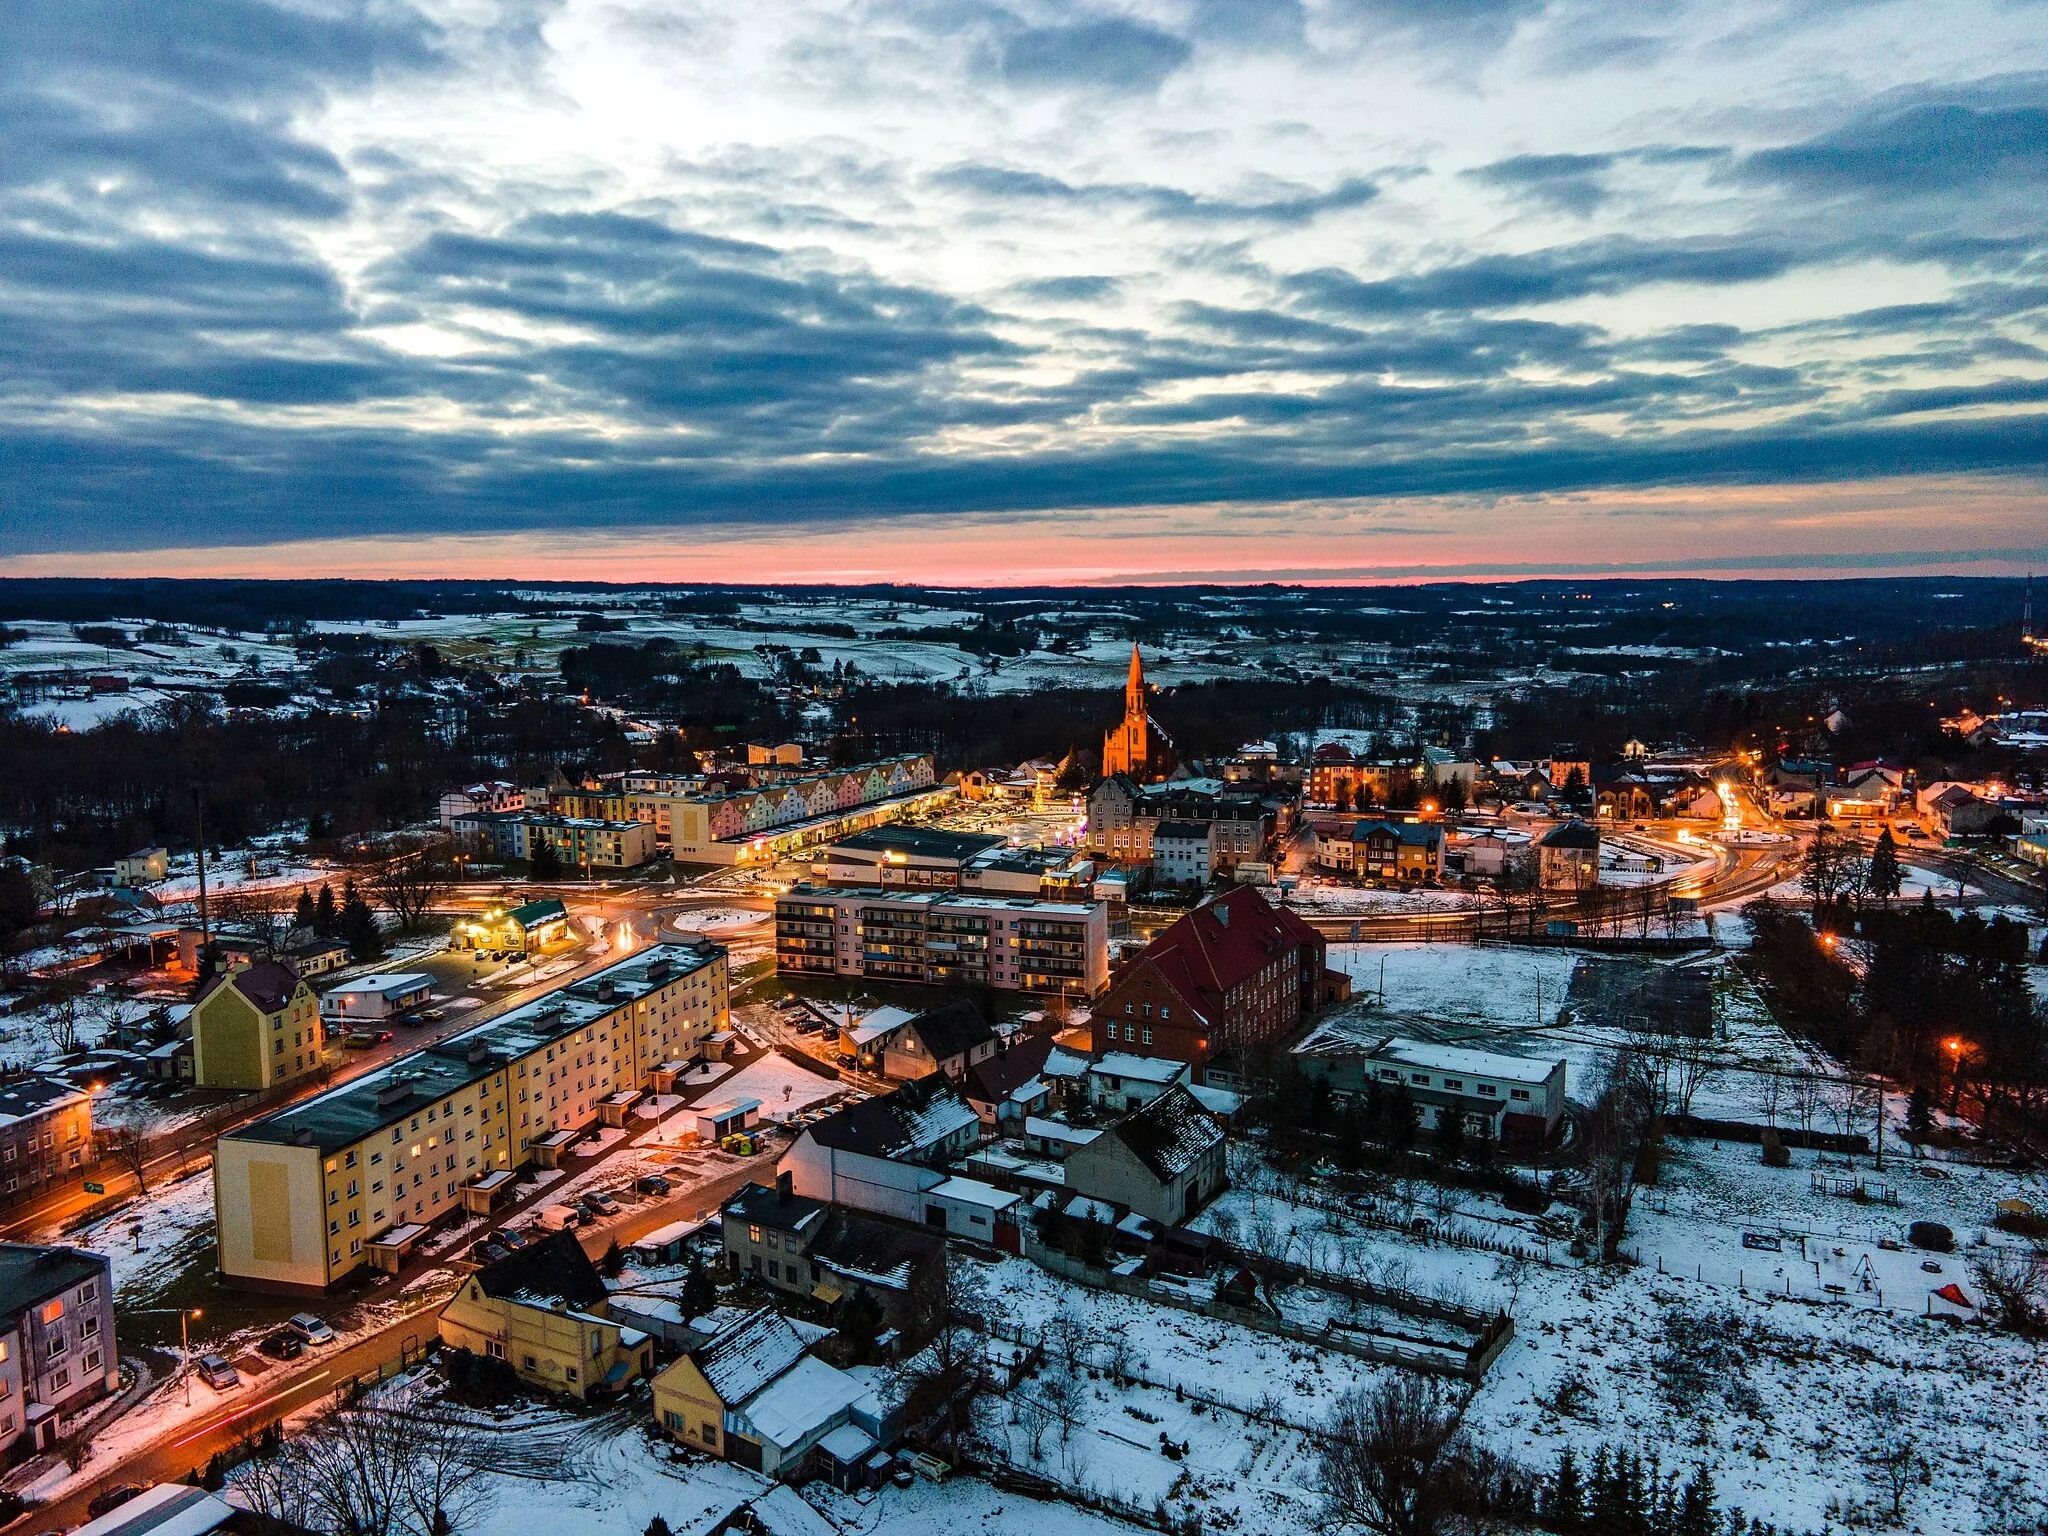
972 1255 1400 1533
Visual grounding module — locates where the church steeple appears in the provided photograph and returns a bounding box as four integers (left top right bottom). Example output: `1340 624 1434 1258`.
1103 642 1152 779
1126 642 1145 715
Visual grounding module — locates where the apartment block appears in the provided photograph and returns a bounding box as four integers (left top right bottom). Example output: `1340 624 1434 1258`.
191 960 325 1091
774 885 1108 996
0 1079 94 1202
0 1244 119 1453
450 811 657 870
213 941 728 1293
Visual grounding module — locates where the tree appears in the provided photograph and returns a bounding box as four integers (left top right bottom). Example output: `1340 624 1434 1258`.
1971 1243 2048 1335
1320 1376 1473 1536
238 1408 493 1536
339 882 384 962
294 890 318 933
370 840 455 934
314 883 338 935
903 1263 993 1462
1799 826 1865 921
529 842 563 882
681 1255 716 1319
1544 1447 1584 1532
1865 829 1903 907
1863 1387 1922 1523
1434 1106 1466 1168
102 1109 162 1194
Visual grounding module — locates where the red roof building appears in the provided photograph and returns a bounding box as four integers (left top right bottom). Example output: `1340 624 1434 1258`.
1093 886 1330 1079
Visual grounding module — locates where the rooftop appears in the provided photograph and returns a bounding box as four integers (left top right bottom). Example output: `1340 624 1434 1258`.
779 885 1100 918
195 959 303 1015
224 942 723 1155
0 1077 89 1126
0 1242 106 1316
693 1307 818 1405
1106 1083 1224 1180
472 1228 607 1308
723 1181 829 1236
829 825 1005 861
803 1080 979 1161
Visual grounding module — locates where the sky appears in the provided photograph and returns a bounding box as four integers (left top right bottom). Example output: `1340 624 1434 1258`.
3 0 2048 584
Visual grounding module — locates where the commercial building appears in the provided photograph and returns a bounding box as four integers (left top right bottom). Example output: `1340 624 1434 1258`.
820 826 1094 898
1091 886 1331 1079
773 886 1109 996
213 941 728 1292
655 755 946 866
191 960 325 1091
0 1078 95 1201
438 1230 652 1401
1292 1022 1568 1141
452 896 571 954
450 811 657 870
0 1243 118 1451
318 972 433 1023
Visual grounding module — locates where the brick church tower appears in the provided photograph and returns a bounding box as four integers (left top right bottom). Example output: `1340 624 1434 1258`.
1102 643 1151 778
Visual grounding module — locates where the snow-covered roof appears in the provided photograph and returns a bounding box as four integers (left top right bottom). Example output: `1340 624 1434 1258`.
846 1004 917 1047
1025 1115 1101 1146
1369 1036 1561 1085
1042 1044 1092 1080
817 1421 879 1466
742 1484 842 1536
694 1308 817 1405
326 972 433 996
1090 1051 1187 1085
1063 1195 1119 1223
931 1175 1020 1213
742 1354 869 1447
69 1483 237 1536
1105 1084 1225 1179
1187 1082 1244 1116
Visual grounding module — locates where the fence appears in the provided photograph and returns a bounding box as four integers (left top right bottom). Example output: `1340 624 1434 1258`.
1024 1237 1513 1381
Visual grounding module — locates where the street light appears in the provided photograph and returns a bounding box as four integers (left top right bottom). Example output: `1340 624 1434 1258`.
129 1307 204 1403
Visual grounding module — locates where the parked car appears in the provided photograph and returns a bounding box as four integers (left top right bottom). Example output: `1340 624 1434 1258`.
367 1029 394 1044
583 1190 621 1216
87 1486 147 1519
287 1312 338 1347
342 1032 378 1050
260 1330 305 1361
635 1175 671 1197
198 1354 240 1390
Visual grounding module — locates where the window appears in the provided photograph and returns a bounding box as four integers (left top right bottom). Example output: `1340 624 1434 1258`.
749 1224 762 1243
701 1422 719 1447
565 1367 577 1383
39 1301 61 1325
81 1313 99 1338
1478 1084 1497 1097
486 1340 506 1360
1443 1079 1464 1091
524 1354 538 1371
1411 1074 1430 1086
1510 1089 1531 1101
79 1283 96 1305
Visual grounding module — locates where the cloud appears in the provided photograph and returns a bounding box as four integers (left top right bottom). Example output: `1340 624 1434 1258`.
1743 102 2048 196
1464 152 1617 216
932 162 1377 223
997 17 1192 92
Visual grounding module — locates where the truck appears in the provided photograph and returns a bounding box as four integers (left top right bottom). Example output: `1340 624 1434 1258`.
537 1204 580 1232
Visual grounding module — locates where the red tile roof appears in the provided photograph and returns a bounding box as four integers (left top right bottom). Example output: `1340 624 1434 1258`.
1133 886 1320 1028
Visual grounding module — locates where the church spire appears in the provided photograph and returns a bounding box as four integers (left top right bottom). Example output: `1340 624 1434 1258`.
1126 641 1145 713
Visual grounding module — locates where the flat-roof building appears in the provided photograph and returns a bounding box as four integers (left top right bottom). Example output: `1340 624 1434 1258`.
213 941 727 1293
773 885 1108 996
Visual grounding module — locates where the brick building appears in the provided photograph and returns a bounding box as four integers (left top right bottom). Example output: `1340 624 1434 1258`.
1092 886 1332 1080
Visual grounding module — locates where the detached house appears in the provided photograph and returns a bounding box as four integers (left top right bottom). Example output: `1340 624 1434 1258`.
191 960 323 1090
880 999 999 1083
1536 820 1601 891
437 1229 652 1401
1064 1085 1226 1228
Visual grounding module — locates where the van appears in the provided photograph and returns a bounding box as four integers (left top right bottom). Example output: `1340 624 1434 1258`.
538 1205 580 1231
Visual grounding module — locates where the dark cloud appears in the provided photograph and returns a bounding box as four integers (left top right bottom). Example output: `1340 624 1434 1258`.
1743 103 2048 195
998 17 1192 92
1187 0 1307 50
932 163 1376 223
1287 237 1794 316
1464 152 1617 216
1009 275 1124 301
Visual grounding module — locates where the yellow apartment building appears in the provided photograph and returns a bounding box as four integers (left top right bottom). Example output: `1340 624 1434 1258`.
212 941 729 1292
191 960 325 1090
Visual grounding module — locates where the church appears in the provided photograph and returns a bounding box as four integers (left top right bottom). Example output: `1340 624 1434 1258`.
1102 643 1172 781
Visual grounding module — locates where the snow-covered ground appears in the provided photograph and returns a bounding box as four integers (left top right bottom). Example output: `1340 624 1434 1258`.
1327 941 1578 1028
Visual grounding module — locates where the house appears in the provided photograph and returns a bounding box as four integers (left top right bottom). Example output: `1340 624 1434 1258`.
437 1230 652 1401
962 1032 1056 1129
1350 819 1445 883
1926 786 2003 839
1090 886 1330 1078
1063 1085 1227 1228
1293 1022 1568 1141
191 960 324 1090
1454 831 1514 878
1086 774 1274 870
1084 1051 1191 1113
0 1243 118 1452
317 973 433 1023
439 781 526 828
0 1078 95 1200
778 1081 981 1224
1309 821 1355 872
722 1178 950 1341
880 998 999 1083
652 1308 889 1480
111 848 168 888
1536 820 1601 892
1152 822 1216 887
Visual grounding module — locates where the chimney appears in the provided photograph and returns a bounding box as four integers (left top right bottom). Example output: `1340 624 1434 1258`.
597 979 616 1002
776 1170 794 1199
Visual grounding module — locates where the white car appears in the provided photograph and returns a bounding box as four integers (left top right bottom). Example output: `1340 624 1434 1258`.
288 1313 338 1347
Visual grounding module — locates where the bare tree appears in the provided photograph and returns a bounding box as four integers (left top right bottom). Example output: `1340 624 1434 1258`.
214 884 293 956
101 1114 160 1195
1863 1386 1923 1524
369 840 456 935
1320 1376 1474 1536
237 1408 493 1536
1799 828 1865 919
1971 1244 2048 1335
35 982 88 1057
903 1263 994 1462
398 1414 495 1536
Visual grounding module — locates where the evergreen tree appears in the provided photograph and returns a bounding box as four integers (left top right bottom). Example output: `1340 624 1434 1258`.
314 882 336 935
530 841 563 882
1866 828 1903 906
1435 1106 1467 1167
339 882 382 961
1673 1464 1716 1536
1385 1082 1420 1154
293 890 317 932
681 1254 716 1318
1906 1083 1931 1139
645 1518 672 1536
600 1240 625 1278
1546 1447 1585 1532
1335 1102 1364 1172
